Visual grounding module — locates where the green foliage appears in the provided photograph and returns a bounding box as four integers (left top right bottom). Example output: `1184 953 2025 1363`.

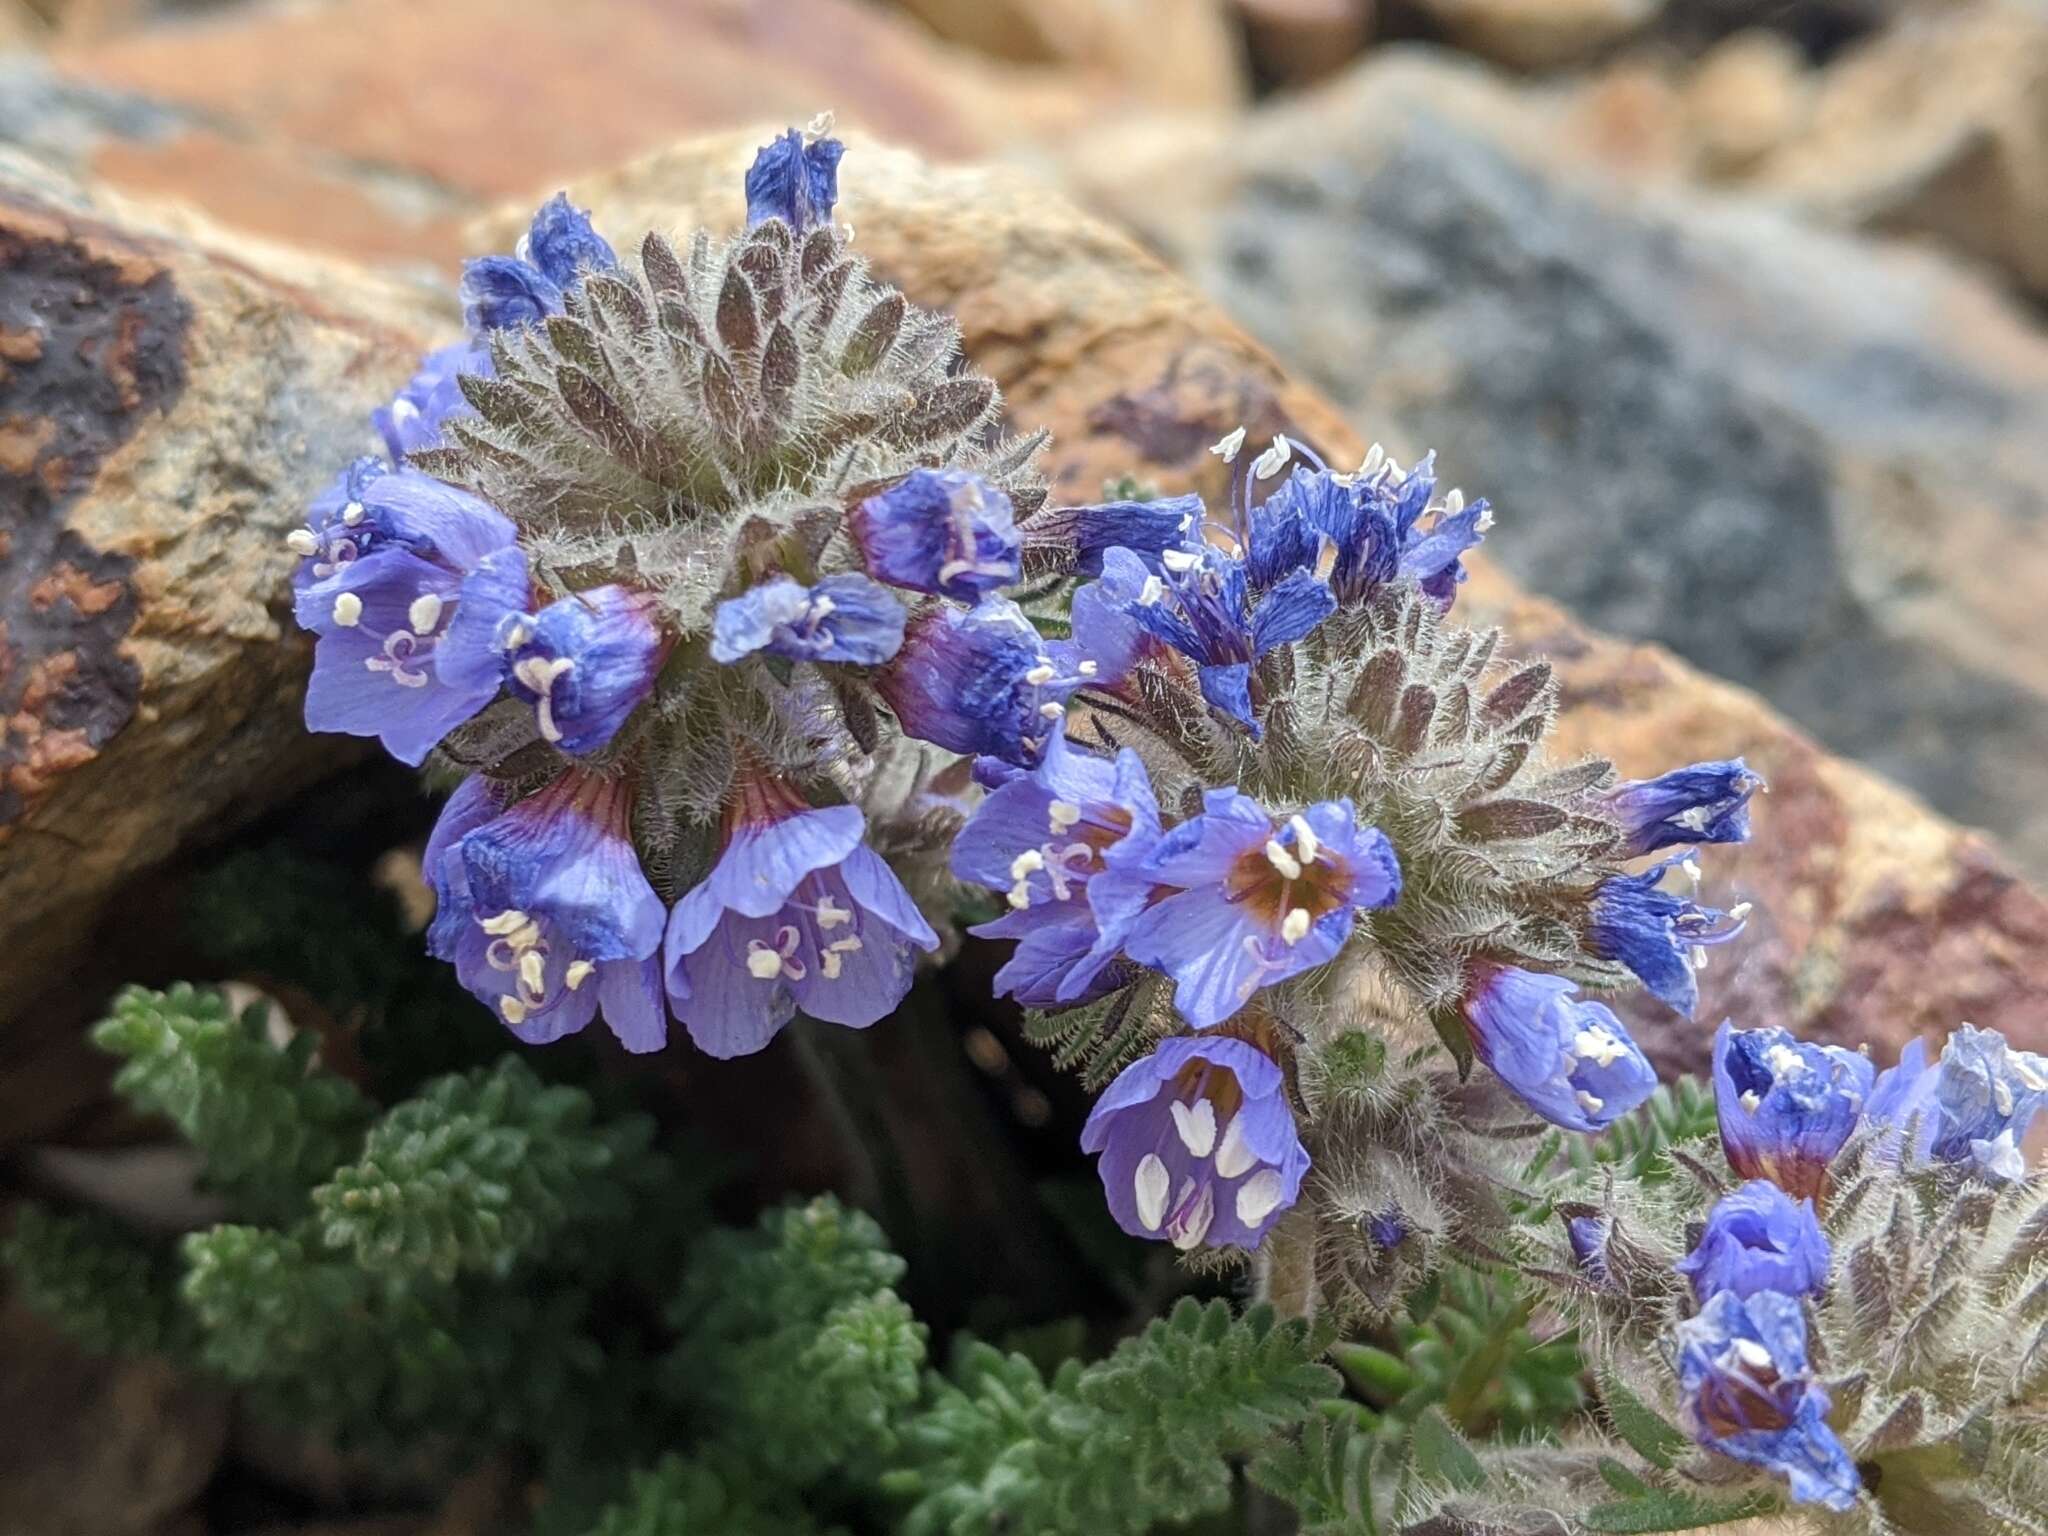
665 1197 928 1485
315 1057 654 1280
892 1298 1336 1536
1336 1263 1583 1442
1528 1078 1718 1188
92 984 373 1220
582 1454 824 1536
1 1204 185 1355
1251 1408 1378 1535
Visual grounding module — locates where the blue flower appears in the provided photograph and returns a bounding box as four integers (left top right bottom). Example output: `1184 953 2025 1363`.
1677 1181 1831 1302
288 456 391 598
373 342 488 462
1067 545 1164 686
1676 1290 1861 1511
292 468 527 766
745 124 845 233
1123 791 1400 1030
710 573 906 666
1081 1036 1309 1251
1862 1036 1940 1161
460 192 616 333
1246 449 1488 610
1118 543 1334 735
876 597 1092 768
1566 1213 1612 1281
1714 1021 1873 1201
1920 1024 2047 1181
663 783 938 1058
434 769 668 1052
1588 855 1749 1018
1021 493 1205 576
1606 759 1764 857
951 718 1162 1008
1460 964 1658 1132
849 469 1022 603
455 584 669 756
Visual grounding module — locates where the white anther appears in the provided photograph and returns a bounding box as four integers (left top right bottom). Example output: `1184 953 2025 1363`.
1251 435 1292 481
746 944 784 980
1574 1026 1627 1068
1137 575 1165 606
1009 849 1045 882
815 894 853 930
1007 881 1033 911
1443 488 1465 516
1740 1090 1762 1114
804 110 836 142
499 618 534 652
513 654 577 743
564 960 595 991
1264 840 1303 881
1280 907 1311 946
1235 1169 1285 1228
286 529 319 556
519 949 547 994
1048 800 1082 833
499 996 528 1025
1025 663 1056 686
332 592 363 627
341 501 365 527
1692 946 1710 971
1077 659 1098 677
1039 702 1064 720
1170 1181 1216 1250
408 592 445 635
1575 1089 1606 1115
808 594 837 622
1287 813 1319 865
1209 425 1247 463
1214 1115 1255 1180
1134 1154 1170 1231
1161 547 1201 573
1171 1099 1218 1158
480 909 531 936
820 936 863 980
1728 902 1753 922
1681 857 1703 883
1732 1338 1773 1372
1360 442 1386 476
1764 1043 1808 1080
1476 506 1496 532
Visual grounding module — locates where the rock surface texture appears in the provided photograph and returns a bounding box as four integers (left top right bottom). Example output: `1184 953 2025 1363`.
483 129 2048 1075
0 151 431 1035
1076 51 2048 881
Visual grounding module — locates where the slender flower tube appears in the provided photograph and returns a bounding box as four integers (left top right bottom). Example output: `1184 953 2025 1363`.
1123 790 1400 1030
1460 964 1658 1132
1713 1020 1873 1201
1020 493 1205 576
1081 1036 1310 1252
373 341 488 462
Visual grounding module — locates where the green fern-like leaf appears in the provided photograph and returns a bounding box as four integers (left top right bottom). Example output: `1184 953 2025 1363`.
1528 1078 1717 1187
896 1297 1337 1536
313 1057 655 1280
1253 1408 1379 1534
578 1453 823 1536
2 1204 185 1356
664 1195 928 1485
93 984 373 1220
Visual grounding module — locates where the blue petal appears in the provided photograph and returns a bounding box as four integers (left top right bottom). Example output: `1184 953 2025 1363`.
597 955 667 1054
508 585 667 755
705 804 866 918
1124 885 1265 1030
525 192 616 289
1249 567 1336 655
435 545 531 694
461 254 563 333
851 469 1021 602
744 128 844 232
1198 663 1257 732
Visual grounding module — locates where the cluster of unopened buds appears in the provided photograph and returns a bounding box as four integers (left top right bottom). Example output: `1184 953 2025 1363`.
289 121 2042 1517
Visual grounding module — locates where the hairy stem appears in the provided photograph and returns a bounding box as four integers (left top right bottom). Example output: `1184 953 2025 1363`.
1257 1204 1322 1322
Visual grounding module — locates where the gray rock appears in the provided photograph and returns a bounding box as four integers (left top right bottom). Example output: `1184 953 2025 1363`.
1090 51 2048 873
